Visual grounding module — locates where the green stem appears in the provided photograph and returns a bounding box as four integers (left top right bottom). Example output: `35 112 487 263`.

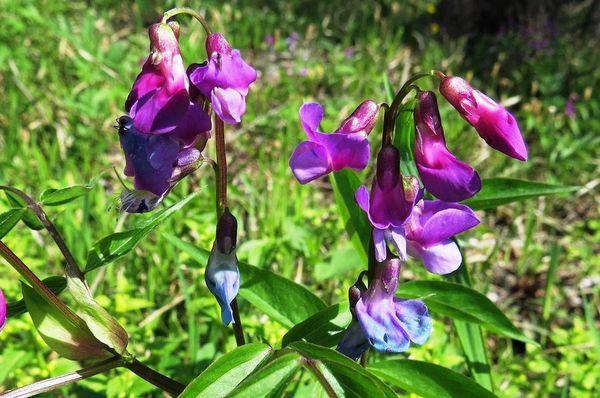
389 71 436 115
162 7 212 34
2 357 124 398
302 358 337 398
124 359 186 397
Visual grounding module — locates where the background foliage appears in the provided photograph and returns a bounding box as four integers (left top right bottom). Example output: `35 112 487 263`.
0 0 598 396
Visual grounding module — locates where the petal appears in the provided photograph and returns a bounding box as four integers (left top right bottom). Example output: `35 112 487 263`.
393 299 432 345
169 101 212 146
354 185 370 213
205 246 241 326
125 59 163 112
289 141 332 184
409 239 462 275
299 102 324 141
355 299 411 353
387 226 407 261
211 87 246 125
472 91 528 161
317 132 370 171
176 147 201 167
373 228 387 263
336 321 370 360
335 100 379 135
189 50 257 96
419 201 480 245
130 87 190 134
369 180 413 229
0 289 6 332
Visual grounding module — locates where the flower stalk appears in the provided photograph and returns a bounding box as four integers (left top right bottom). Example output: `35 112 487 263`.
162 7 212 34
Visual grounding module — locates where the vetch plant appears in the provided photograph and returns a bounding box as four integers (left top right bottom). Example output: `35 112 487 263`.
0 5 577 398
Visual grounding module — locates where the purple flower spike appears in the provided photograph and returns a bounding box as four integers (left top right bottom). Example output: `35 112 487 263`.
125 22 211 143
355 147 423 262
188 33 257 125
414 91 481 202
290 101 378 184
405 200 480 274
353 259 432 354
439 76 528 161
0 288 6 332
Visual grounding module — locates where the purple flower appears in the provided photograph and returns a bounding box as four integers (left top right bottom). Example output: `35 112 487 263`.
355 146 423 262
404 200 479 274
337 259 432 358
206 210 240 326
264 34 275 47
414 90 481 202
125 22 211 144
0 288 6 332
286 32 299 51
565 94 578 119
289 101 379 184
117 115 202 204
344 47 355 59
188 33 257 125
439 76 528 161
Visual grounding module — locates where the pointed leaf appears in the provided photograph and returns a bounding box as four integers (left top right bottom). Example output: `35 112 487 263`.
3 191 43 230
463 178 578 210
369 359 497 398
0 208 25 239
396 280 536 344
181 343 273 398
330 170 371 262
84 192 198 273
282 302 351 347
40 185 92 206
7 276 67 318
164 234 326 328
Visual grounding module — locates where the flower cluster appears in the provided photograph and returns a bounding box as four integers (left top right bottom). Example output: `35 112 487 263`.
289 73 527 359
117 22 256 212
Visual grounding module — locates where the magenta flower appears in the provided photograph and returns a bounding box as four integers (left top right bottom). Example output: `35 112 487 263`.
404 200 479 274
337 259 432 359
414 90 481 202
125 22 210 145
118 116 202 204
188 33 257 125
439 76 528 161
355 146 423 262
0 288 6 332
289 100 379 184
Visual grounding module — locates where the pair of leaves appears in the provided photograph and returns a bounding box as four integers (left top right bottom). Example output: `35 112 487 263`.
84 192 199 274
164 234 326 328
181 342 395 398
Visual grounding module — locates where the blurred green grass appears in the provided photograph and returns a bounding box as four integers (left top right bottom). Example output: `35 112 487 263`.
0 0 598 396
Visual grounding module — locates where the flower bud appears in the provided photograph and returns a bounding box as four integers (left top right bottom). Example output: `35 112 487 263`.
0 288 6 332
206 33 233 55
206 211 241 325
335 100 379 136
439 76 528 161
375 146 400 190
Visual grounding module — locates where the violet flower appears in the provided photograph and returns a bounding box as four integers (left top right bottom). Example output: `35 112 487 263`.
337 259 432 358
404 200 480 274
0 288 6 332
117 116 202 212
188 33 257 125
125 22 211 145
355 146 423 262
289 100 379 184
414 90 481 202
206 210 240 326
439 76 528 161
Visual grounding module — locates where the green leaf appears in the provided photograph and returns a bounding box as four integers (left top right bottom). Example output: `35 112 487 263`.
330 170 371 262
84 192 198 273
40 185 92 206
227 352 303 398
7 276 67 318
0 208 25 239
368 359 497 398
181 343 273 398
446 260 493 391
396 280 536 345
21 283 109 361
164 234 326 328
290 342 396 398
282 303 351 347
394 99 419 177
3 191 44 230
463 178 578 210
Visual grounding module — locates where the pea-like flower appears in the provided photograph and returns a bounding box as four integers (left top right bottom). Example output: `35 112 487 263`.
188 33 257 125
337 259 432 359
355 146 423 262
404 200 480 274
206 210 241 326
414 91 481 202
0 288 6 332
125 21 211 145
439 76 528 161
289 101 379 184
117 116 202 212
